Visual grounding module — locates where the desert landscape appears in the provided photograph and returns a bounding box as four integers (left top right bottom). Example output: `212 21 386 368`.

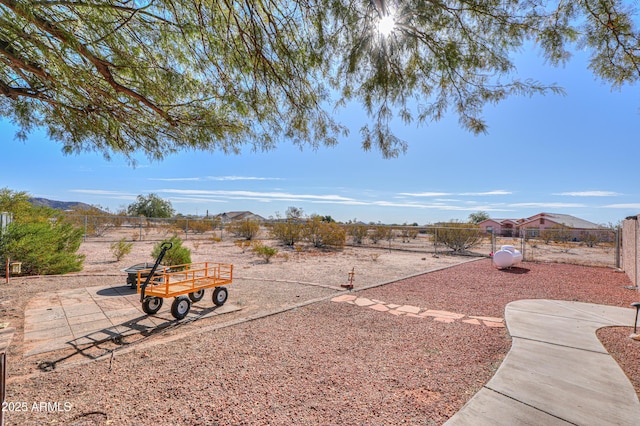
0 229 638 425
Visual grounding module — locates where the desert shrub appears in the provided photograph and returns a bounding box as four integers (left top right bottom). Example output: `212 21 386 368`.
252 242 278 263
580 231 600 248
0 221 85 275
174 218 215 234
152 236 191 266
268 220 303 246
63 208 125 237
234 239 252 253
302 216 346 249
370 225 393 244
435 221 483 253
348 224 368 244
226 219 261 240
110 237 133 261
399 227 419 242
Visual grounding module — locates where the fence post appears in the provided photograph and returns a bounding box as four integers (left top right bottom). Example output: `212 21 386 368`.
615 227 621 269
491 230 495 255
434 227 438 256
521 229 526 261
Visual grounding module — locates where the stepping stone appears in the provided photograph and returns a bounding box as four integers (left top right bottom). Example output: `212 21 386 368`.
397 305 421 314
369 304 390 312
331 295 357 303
371 299 386 304
388 310 405 316
387 304 401 309
470 315 504 323
420 310 465 319
484 321 506 328
462 319 482 326
354 298 375 307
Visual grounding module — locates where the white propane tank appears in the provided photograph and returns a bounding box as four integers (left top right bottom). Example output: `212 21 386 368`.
493 245 523 268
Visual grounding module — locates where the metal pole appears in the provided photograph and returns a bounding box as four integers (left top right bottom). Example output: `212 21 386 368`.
434 228 438 256
491 230 495 255
615 227 621 269
633 220 640 290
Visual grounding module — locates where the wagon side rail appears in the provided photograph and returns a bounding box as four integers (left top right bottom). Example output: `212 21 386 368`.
137 262 233 298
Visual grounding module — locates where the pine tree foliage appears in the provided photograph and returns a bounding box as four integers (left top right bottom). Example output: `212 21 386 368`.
1 0 638 160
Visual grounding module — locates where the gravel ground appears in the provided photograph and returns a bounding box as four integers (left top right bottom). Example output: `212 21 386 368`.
1 242 639 425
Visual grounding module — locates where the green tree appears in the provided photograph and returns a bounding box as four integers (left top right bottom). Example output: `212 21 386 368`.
127 193 174 218
1 221 85 275
2 2 639 159
468 211 490 225
0 188 85 275
0 188 32 220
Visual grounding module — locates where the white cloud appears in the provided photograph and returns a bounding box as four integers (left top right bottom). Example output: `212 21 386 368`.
509 202 587 208
601 203 640 209
554 191 622 197
150 175 282 182
159 189 354 202
399 192 452 197
458 190 512 196
70 189 132 196
401 190 511 197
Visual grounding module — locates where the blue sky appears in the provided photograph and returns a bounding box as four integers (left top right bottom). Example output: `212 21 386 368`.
1 48 639 226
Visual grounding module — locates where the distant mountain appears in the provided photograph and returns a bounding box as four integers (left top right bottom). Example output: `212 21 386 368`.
29 197 96 212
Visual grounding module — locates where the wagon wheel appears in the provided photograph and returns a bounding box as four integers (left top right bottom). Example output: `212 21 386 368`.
171 296 191 320
188 289 205 302
142 297 163 315
212 287 228 306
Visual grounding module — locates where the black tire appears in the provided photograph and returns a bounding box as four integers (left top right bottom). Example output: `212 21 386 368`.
171 296 191 320
212 287 228 306
188 289 205 302
142 297 163 315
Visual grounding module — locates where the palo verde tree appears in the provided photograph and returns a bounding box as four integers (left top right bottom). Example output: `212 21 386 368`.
1 1 640 160
126 193 174 218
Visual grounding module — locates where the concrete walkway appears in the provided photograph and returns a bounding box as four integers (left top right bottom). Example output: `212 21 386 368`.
23 284 240 356
445 299 640 425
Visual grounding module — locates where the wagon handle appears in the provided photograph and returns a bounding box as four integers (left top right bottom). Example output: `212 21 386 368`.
140 241 173 302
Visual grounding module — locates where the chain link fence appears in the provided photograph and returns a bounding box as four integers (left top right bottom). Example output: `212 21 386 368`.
61 214 621 269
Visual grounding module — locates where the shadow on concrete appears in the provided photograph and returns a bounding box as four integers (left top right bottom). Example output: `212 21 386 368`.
96 286 136 296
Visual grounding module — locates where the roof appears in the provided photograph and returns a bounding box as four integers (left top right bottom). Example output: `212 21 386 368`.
480 213 604 230
521 213 604 229
217 211 266 222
